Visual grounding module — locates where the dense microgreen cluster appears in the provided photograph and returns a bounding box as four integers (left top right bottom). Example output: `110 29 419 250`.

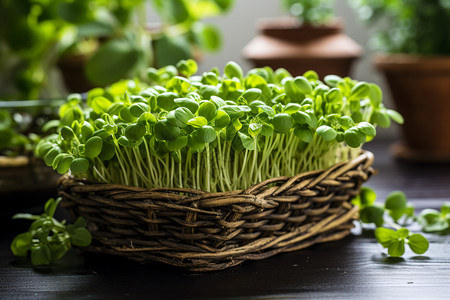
11 198 92 266
37 60 401 191
282 0 334 25
354 188 429 257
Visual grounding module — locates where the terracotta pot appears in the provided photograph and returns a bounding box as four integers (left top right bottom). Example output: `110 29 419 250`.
243 18 362 78
57 54 95 94
374 54 450 161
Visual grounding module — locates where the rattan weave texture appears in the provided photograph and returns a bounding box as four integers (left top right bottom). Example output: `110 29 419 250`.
58 151 374 271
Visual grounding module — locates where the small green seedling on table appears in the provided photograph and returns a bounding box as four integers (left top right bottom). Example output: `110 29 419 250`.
11 198 92 266
418 203 450 234
374 227 429 257
354 188 429 257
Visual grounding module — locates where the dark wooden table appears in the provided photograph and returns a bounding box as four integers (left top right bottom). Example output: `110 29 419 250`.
1 138 450 299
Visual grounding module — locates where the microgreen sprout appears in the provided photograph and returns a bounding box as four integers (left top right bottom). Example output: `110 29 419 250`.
11 198 92 265
354 188 429 257
36 60 402 192
418 203 450 234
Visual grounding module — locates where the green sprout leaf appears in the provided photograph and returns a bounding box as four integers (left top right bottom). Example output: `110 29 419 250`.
85 136 103 159
385 191 407 222
371 110 391 128
272 113 294 134
294 76 312 94
154 120 181 141
187 116 208 128
316 125 337 141
292 111 311 125
196 126 217 143
238 132 255 150
388 240 406 257
242 88 262 102
350 82 370 99
31 245 52 266
167 136 188 151
70 158 90 174
356 122 376 136
130 103 150 118
70 227 92 247
157 92 178 111
175 98 199 114
198 102 217 121
360 205 384 224
324 75 342 87
375 227 397 248
386 109 404 125
176 59 198 77
91 96 113 115
224 61 243 81
125 123 146 142
10 232 32 257
60 126 75 142
344 128 365 148
408 234 429 255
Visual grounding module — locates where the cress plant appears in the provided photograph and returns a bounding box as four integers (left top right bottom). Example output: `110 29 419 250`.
11 198 91 265
354 188 430 257
36 60 403 192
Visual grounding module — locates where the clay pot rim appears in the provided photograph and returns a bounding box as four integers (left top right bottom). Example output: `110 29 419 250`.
374 53 450 72
256 16 343 32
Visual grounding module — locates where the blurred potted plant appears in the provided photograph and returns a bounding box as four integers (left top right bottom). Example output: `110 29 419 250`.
0 0 234 96
0 0 73 100
56 0 151 91
243 0 362 78
0 101 61 215
352 0 450 161
58 0 235 91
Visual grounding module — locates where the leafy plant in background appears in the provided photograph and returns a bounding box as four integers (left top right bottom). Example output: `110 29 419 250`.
11 198 92 266
282 0 334 25
0 0 72 100
0 110 31 156
0 101 62 156
36 60 402 192
150 0 234 68
350 0 450 54
0 0 234 100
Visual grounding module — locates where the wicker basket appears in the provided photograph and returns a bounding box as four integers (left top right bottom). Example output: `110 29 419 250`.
58 151 374 271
